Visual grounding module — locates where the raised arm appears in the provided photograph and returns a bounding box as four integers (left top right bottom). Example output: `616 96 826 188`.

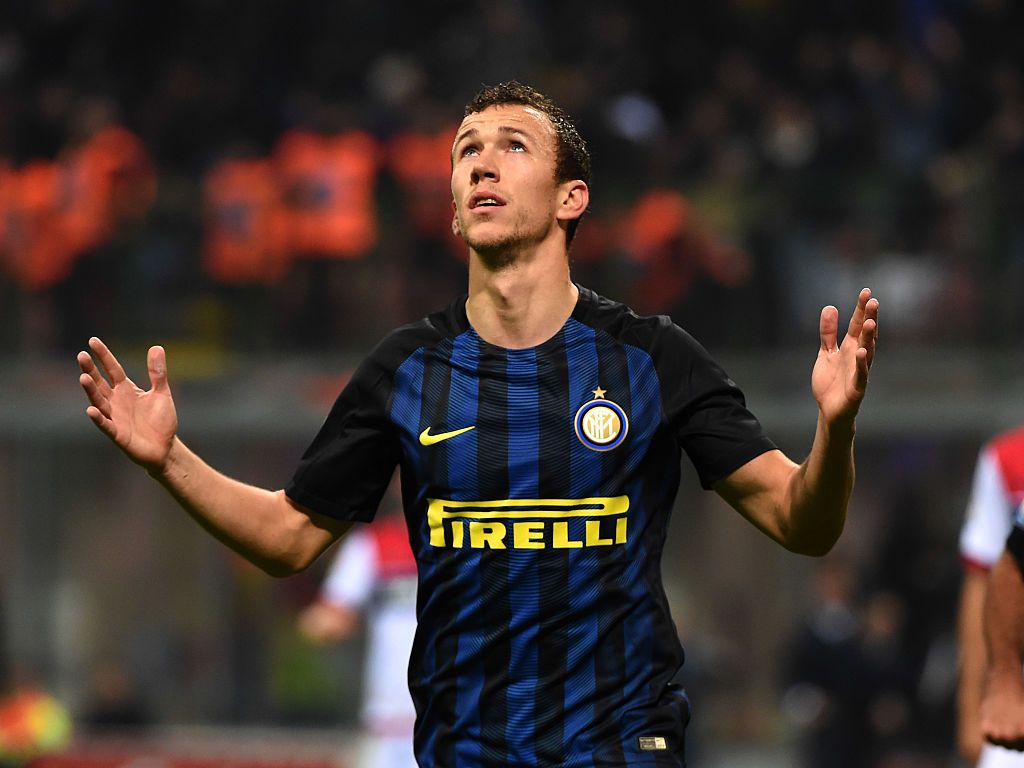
78 337 350 576
715 288 878 556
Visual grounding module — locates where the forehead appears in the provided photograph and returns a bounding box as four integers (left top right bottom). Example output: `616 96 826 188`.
455 104 557 148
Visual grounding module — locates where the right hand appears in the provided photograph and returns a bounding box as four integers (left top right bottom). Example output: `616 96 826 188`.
78 337 178 473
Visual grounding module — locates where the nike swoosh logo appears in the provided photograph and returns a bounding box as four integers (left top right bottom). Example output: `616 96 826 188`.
419 425 476 446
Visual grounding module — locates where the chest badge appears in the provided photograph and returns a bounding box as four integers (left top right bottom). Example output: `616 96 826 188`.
574 387 629 452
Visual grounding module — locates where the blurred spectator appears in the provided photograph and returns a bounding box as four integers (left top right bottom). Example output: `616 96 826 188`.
296 492 417 768
782 557 872 768
0 0 1021 353
957 426 1024 767
781 558 925 767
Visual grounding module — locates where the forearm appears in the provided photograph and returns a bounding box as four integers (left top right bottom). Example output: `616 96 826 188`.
958 570 989 763
982 550 1024 750
784 413 855 555
986 551 1024 680
152 437 336 576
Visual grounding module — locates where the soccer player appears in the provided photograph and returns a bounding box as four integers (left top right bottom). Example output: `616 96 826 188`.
958 428 1024 767
981 502 1024 754
77 81 879 767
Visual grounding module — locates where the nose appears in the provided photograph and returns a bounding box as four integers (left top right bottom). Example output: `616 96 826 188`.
470 147 498 184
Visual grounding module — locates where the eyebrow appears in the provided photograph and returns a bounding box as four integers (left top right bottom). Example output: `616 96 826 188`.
453 125 533 149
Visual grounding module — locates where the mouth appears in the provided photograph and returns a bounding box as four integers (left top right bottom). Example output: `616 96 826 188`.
469 192 507 210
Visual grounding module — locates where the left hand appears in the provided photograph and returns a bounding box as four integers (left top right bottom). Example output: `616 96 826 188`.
811 288 879 427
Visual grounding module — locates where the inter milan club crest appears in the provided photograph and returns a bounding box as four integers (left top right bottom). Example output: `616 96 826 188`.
574 387 629 452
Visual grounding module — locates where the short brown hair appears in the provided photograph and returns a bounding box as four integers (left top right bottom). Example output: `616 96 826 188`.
464 81 591 244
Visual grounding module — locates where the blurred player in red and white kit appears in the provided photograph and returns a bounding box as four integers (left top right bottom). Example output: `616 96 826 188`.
981 500 1024 755
298 497 418 768
958 427 1024 767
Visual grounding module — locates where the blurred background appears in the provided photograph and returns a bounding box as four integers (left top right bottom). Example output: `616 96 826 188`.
2 0 1024 765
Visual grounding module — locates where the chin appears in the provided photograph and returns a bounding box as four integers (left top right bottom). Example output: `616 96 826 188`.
464 227 520 258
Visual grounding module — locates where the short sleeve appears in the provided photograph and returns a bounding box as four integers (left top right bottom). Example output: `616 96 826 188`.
286 348 402 522
960 445 1014 569
657 322 775 489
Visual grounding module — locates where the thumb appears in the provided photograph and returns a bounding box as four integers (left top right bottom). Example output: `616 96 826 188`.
819 305 839 352
147 345 170 393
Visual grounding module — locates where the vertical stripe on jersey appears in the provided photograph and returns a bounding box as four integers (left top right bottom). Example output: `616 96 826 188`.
563 319 600 766
475 341 511 765
391 349 426 481
421 340 460 768
631 345 687 768
534 332 572 765
504 347 540 766
620 345 673 763
443 331 487 767
592 328 631 767
389 348 434 766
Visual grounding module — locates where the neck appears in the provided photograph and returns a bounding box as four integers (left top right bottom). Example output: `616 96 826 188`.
466 246 578 349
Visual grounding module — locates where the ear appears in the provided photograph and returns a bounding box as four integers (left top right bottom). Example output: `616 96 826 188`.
451 200 463 239
555 180 589 225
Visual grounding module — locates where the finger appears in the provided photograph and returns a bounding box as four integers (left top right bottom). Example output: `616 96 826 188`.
860 316 878 368
85 405 116 439
79 373 113 419
853 346 870 394
819 306 839 352
88 336 128 386
77 350 113 397
147 345 169 394
845 287 873 340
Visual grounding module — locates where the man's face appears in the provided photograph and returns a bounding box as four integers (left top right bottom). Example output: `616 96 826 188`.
450 104 565 257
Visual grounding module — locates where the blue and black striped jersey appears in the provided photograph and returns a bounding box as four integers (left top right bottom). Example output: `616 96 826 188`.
287 285 775 768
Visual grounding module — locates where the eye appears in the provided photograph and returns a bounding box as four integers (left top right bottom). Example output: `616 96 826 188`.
459 145 479 158
509 141 526 152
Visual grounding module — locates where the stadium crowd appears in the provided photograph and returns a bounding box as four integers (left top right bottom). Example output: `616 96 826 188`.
1 0 1023 355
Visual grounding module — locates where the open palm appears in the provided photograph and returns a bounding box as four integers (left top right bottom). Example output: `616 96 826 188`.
811 288 879 427
78 337 178 472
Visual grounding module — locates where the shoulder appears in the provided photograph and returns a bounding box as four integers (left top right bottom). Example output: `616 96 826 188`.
576 286 701 355
989 426 1024 460
982 426 1024 493
359 297 469 380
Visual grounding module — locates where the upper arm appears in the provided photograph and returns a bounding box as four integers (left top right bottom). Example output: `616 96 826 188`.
282 492 356 570
713 449 799 545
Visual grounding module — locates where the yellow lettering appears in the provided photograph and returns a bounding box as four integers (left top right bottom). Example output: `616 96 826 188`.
585 519 613 546
470 522 506 549
513 521 545 549
426 497 630 549
429 507 445 547
552 521 583 549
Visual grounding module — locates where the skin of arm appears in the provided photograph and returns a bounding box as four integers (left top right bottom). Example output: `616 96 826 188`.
981 549 1024 751
958 567 990 764
714 289 878 557
78 337 352 577
155 439 352 576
